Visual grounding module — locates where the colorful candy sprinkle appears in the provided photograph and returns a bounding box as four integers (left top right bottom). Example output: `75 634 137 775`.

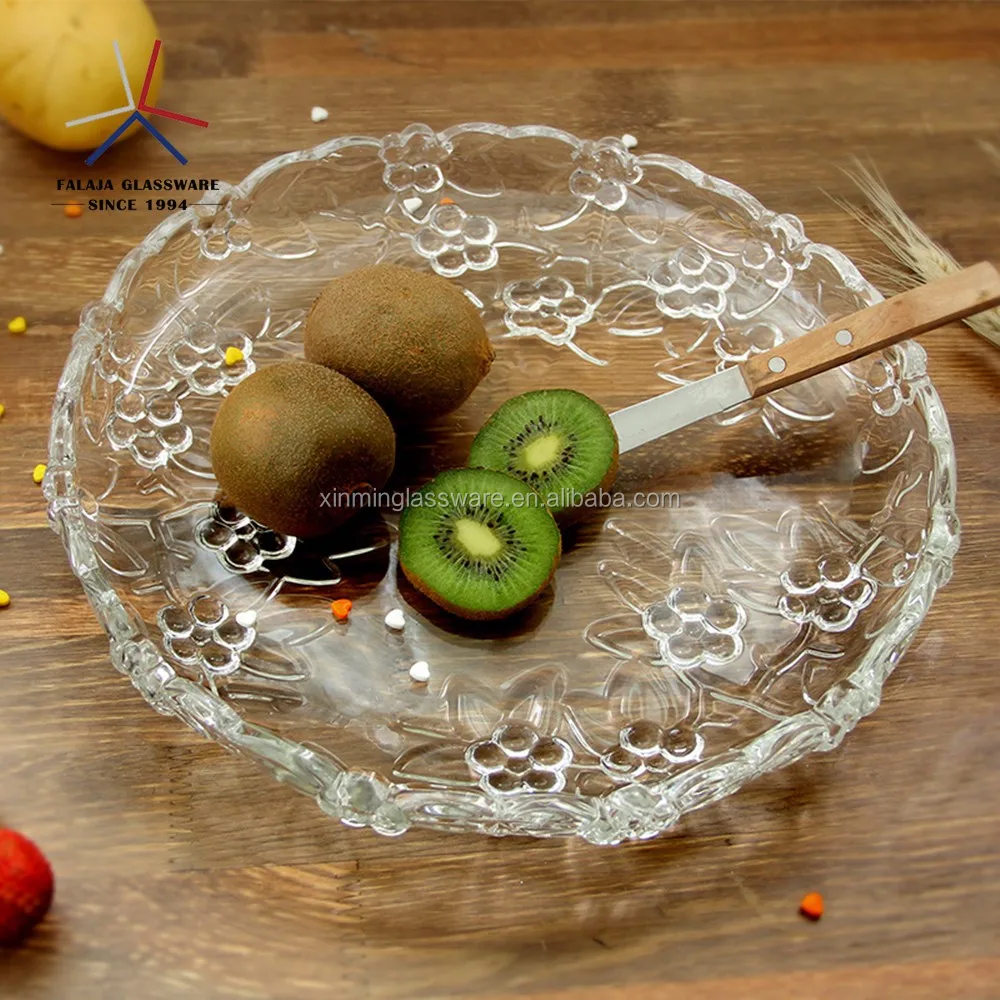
0 404 5 419
438 196 455 206
384 608 406 631
621 133 638 149
310 106 329 123
8 316 27 335
799 892 824 921
402 196 423 213
0 590 10 608
64 202 83 219
331 598 352 621
409 660 430 683
32 463 46 484
224 346 244 366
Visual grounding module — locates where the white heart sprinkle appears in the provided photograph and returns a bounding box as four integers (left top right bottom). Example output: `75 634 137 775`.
384 608 406 631
402 196 422 213
622 133 638 149
409 660 430 683
235 609 257 628
310 106 329 123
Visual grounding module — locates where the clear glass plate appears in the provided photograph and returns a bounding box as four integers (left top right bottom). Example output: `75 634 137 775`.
47 123 958 843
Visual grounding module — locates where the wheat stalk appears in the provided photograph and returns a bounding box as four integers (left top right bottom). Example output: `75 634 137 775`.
837 155 1000 349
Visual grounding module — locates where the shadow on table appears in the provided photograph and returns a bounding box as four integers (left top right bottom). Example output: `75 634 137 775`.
347 757 836 948
0 916 62 995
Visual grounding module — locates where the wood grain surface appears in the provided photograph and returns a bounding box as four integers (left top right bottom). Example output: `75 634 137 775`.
1 3 999 998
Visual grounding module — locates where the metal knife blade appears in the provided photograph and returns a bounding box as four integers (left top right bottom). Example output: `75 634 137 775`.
610 365 752 453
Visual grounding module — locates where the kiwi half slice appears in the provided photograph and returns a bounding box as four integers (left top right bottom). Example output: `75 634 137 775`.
399 468 561 620
469 389 619 524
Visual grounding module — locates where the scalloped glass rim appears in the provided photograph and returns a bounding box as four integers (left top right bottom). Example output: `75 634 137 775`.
46 123 959 844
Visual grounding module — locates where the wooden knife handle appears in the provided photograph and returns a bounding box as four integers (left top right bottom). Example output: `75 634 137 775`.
742 261 1000 397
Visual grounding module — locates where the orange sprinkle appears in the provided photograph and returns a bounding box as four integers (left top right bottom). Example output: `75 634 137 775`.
438 196 455 205
799 892 824 921
331 598 353 621
64 202 83 219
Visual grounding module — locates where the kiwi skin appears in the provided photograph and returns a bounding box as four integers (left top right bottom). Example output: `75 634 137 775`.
401 532 562 622
304 264 495 421
210 362 395 538
557 444 619 527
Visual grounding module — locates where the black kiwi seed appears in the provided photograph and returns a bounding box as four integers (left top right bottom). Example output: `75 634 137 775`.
398 468 561 620
469 389 619 524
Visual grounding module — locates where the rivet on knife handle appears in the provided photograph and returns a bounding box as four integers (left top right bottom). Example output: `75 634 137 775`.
742 261 1000 397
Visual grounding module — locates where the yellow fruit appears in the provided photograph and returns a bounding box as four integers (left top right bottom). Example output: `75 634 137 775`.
0 0 164 151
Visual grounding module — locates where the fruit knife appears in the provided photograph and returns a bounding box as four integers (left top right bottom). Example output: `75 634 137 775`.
610 261 1000 454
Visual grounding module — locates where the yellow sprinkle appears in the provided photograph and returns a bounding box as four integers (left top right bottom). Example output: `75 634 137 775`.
0 590 9 608
0 404 5 418
8 316 27 335
224 346 244 366
32 463 46 484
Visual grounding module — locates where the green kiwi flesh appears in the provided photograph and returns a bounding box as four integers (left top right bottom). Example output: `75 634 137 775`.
469 389 619 523
398 468 561 620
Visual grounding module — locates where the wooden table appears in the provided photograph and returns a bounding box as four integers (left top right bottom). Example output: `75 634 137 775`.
2 3 999 997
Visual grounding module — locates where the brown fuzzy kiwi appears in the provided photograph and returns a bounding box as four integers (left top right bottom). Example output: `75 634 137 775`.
210 362 395 538
304 264 495 421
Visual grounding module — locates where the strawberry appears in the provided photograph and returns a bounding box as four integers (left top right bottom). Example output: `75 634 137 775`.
0 829 54 946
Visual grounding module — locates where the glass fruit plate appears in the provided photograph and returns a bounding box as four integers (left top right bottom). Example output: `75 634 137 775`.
48 123 959 844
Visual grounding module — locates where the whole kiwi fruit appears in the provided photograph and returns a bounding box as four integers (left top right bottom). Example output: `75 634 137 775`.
210 362 395 538
304 264 495 421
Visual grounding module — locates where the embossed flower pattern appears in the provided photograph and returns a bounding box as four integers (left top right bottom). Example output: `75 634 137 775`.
394 665 577 796
600 720 705 782
714 320 784 364
721 240 797 321
192 201 252 262
778 553 877 633
569 139 642 211
327 771 409 836
651 244 736 320
380 123 450 195
84 301 134 383
502 275 594 346
166 322 255 396
466 722 573 794
642 585 748 669
157 594 256 677
857 348 925 418
413 203 499 277
739 240 794 289
196 500 296 574
106 389 193 470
